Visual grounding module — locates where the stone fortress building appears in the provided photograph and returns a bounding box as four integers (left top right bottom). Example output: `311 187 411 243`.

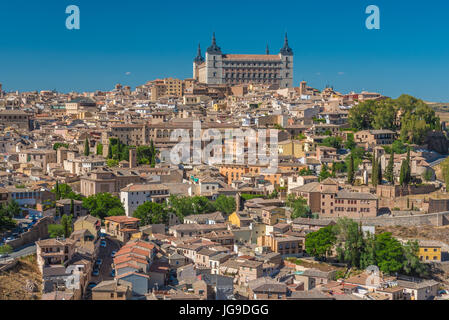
193 33 294 88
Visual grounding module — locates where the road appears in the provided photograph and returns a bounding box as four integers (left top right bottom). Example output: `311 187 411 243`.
84 236 121 299
0 243 36 263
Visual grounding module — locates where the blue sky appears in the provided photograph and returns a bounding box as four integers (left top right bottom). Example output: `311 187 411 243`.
1 0 449 101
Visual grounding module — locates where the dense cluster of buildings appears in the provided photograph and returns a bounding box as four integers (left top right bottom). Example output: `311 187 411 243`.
0 36 449 301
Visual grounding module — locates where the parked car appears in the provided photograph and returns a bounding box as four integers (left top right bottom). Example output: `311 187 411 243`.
0 253 9 259
110 269 115 277
100 240 107 248
96 259 103 266
111 250 117 257
91 269 99 277
87 282 97 290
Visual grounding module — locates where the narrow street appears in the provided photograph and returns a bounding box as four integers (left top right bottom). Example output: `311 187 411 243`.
84 236 121 299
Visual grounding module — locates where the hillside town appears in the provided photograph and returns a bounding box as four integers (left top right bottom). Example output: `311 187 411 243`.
2 35 449 301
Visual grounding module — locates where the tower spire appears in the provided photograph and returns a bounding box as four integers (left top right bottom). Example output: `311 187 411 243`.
206 32 222 54
280 32 293 56
194 43 204 63
266 43 269 55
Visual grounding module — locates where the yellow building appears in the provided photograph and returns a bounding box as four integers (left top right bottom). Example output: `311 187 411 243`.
278 140 305 158
213 103 227 112
228 211 253 228
228 212 241 227
73 215 101 237
418 241 441 262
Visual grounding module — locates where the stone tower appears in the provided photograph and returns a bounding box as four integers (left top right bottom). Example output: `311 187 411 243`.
205 33 223 85
193 43 204 81
279 33 294 88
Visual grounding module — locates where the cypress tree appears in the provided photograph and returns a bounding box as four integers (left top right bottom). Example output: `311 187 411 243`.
400 148 411 186
405 148 411 184
70 198 74 215
55 181 60 200
385 149 395 184
84 137 90 156
377 158 382 185
371 154 378 187
400 160 409 186
347 153 354 185
107 143 113 159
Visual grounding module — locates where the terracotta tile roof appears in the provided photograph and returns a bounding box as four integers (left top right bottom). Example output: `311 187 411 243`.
105 216 140 223
113 255 148 266
115 262 142 271
123 240 155 250
223 54 281 61
117 271 150 279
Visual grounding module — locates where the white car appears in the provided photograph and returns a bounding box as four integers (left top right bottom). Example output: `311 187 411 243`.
0 253 9 259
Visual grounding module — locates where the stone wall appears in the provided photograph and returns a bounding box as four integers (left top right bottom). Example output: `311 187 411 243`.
321 211 449 227
377 184 436 198
8 216 53 249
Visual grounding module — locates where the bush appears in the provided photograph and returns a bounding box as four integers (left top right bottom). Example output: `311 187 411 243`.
0 244 13 254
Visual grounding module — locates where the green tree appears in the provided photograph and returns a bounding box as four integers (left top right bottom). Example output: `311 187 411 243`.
70 199 74 215
371 153 378 187
82 193 125 219
240 194 264 201
334 218 365 268
348 100 376 130
332 162 346 175
374 232 405 275
107 143 113 159
96 143 103 156
298 167 313 176
61 214 73 238
0 203 17 231
133 202 167 225
321 136 343 149
286 194 310 219
360 233 377 269
347 153 355 185
399 148 411 186
377 158 382 185
385 149 395 184
305 226 336 261
53 142 69 151
5 200 21 217
0 244 13 254
84 137 90 156
51 183 81 200
166 195 216 220
55 181 60 200
422 168 434 182
48 224 64 238
213 195 236 215
345 133 356 150
107 159 119 167
372 99 397 131
402 240 428 277
319 164 332 182
441 157 449 191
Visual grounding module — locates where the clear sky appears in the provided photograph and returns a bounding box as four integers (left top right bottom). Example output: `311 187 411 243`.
1 0 449 101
